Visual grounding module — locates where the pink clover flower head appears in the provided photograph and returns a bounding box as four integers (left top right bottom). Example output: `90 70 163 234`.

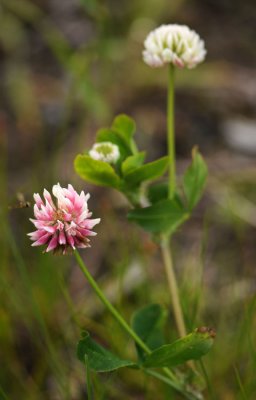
28 183 100 254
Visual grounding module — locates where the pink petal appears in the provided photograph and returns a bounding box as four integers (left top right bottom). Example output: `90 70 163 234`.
80 191 90 203
46 236 58 252
77 227 96 237
59 230 66 245
32 232 51 246
77 241 90 249
74 237 89 248
77 209 89 224
66 235 75 249
56 220 64 231
43 189 55 208
34 193 44 207
43 225 56 233
63 211 72 222
83 218 101 230
28 230 46 240
30 219 48 229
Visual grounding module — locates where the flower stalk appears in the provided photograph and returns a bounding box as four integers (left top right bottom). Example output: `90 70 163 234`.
160 237 186 338
163 63 187 338
74 249 150 354
167 64 175 199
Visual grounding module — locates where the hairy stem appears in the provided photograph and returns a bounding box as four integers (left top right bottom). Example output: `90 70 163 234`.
160 237 187 338
74 250 150 353
167 64 176 199
165 64 187 338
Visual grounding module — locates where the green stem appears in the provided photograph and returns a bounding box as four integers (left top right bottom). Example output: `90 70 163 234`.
74 251 182 387
199 359 215 400
165 65 187 338
143 370 201 400
233 365 248 400
167 64 176 199
74 250 150 354
160 237 186 338
85 356 93 400
143 369 181 393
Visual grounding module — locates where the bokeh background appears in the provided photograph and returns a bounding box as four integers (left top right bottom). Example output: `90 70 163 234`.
1 0 256 399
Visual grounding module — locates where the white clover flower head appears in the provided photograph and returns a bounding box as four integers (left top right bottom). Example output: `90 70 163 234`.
89 142 120 164
143 24 206 69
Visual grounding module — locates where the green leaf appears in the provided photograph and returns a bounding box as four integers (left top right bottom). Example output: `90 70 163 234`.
77 331 135 372
183 147 208 210
74 155 121 188
131 304 167 362
121 152 146 176
128 199 189 235
143 327 216 368
96 128 132 160
147 182 169 204
147 182 184 208
124 157 168 187
112 114 136 144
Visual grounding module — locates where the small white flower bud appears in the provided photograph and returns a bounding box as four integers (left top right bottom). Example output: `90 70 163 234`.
143 24 206 69
89 142 120 164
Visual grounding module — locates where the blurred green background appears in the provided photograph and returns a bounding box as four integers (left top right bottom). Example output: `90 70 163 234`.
0 0 256 399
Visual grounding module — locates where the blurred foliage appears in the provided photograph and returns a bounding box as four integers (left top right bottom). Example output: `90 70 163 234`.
0 0 256 399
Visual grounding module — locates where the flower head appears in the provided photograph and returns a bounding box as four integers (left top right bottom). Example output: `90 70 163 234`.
89 142 120 164
143 24 206 69
28 183 100 254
